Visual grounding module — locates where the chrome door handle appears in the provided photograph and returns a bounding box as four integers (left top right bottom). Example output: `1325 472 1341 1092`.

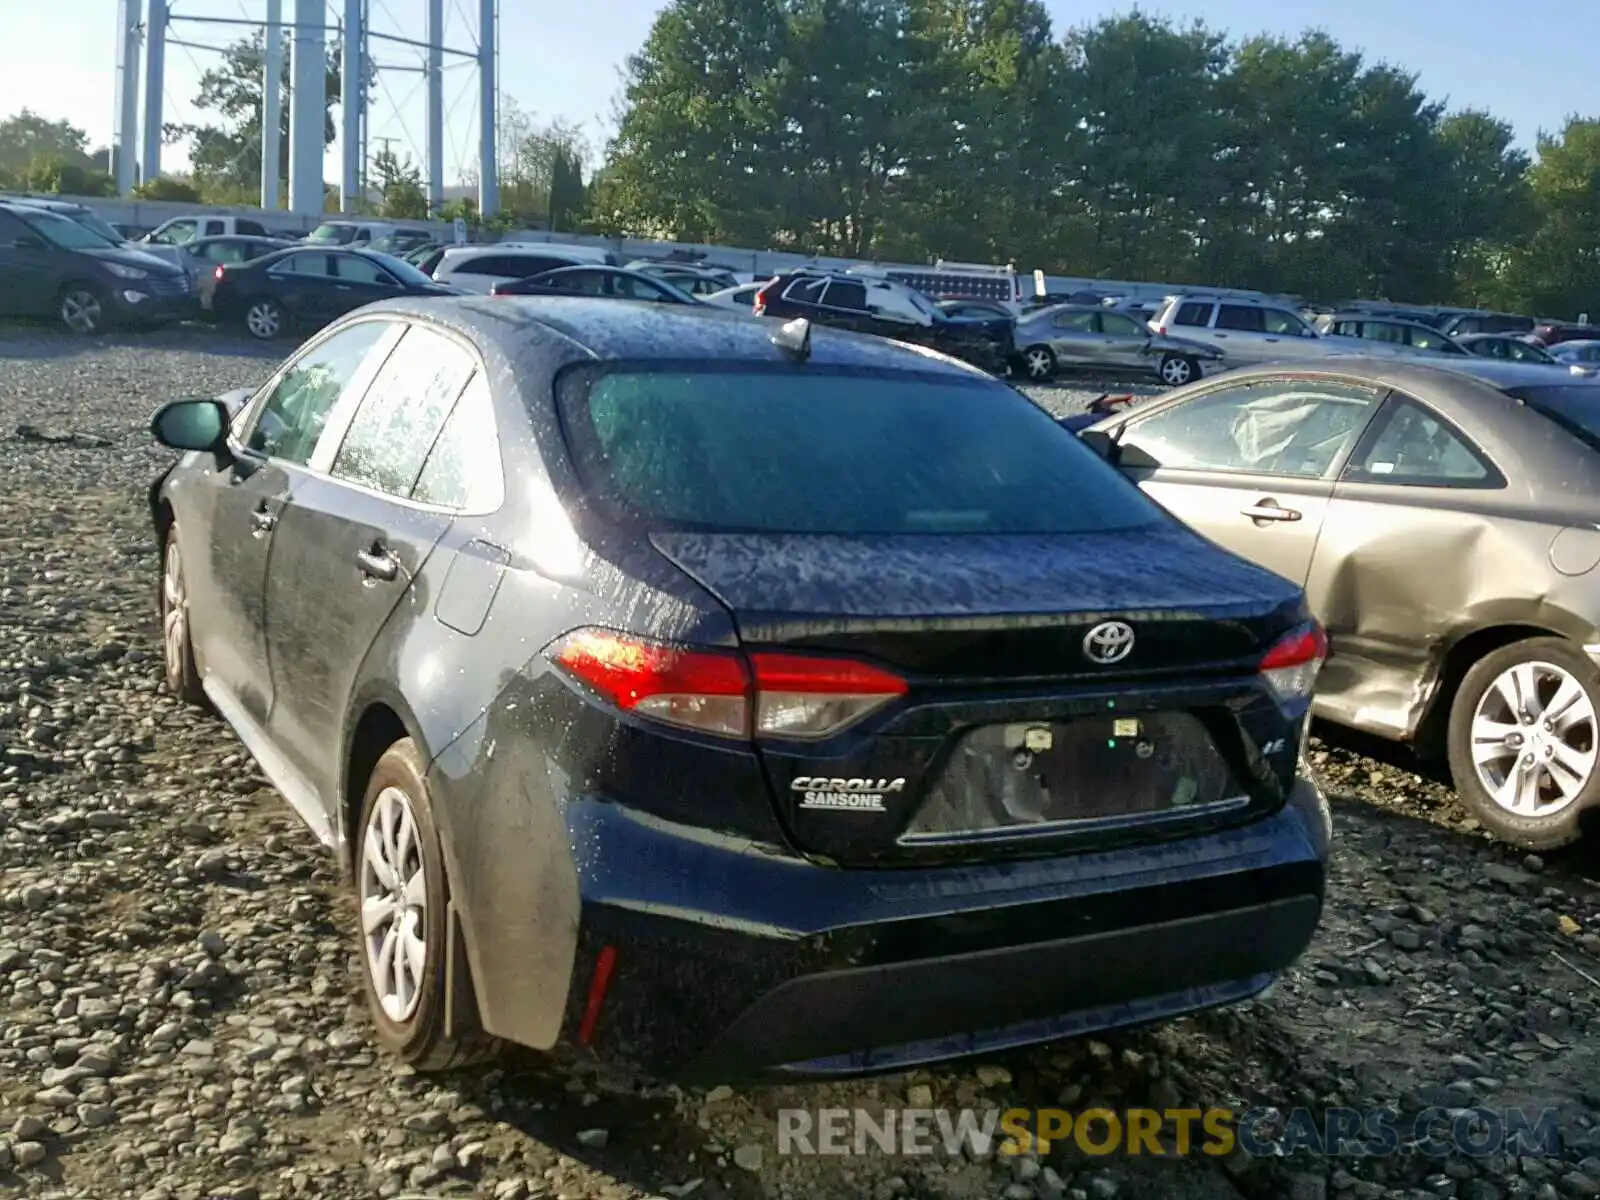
1241 501 1301 522
250 506 276 533
355 547 399 582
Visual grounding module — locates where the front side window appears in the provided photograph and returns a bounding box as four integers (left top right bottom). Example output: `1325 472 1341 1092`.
1346 398 1494 485
244 321 395 464
1120 379 1383 477
275 253 336 278
557 367 1165 535
330 326 477 497
152 219 198 245
1262 308 1311 336
1052 310 1098 332
1099 312 1147 337
332 254 395 285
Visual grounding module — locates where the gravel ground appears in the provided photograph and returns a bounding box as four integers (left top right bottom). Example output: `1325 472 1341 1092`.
3 325 1600 1200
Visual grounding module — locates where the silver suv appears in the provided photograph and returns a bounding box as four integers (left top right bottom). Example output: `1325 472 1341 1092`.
1149 295 1397 366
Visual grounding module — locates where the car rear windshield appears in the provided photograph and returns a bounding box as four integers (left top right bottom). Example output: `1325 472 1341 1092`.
1504 385 1600 452
555 366 1166 535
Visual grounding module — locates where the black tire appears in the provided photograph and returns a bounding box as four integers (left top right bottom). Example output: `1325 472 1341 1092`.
158 523 207 706
1158 353 1197 386
241 296 288 341
355 738 502 1071
58 282 107 336
1020 344 1056 380
1446 636 1600 850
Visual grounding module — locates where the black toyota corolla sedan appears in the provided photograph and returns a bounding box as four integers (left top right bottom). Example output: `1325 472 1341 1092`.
147 297 1332 1082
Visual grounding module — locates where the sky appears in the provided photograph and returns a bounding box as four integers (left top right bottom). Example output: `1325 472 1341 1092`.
0 0 1592 185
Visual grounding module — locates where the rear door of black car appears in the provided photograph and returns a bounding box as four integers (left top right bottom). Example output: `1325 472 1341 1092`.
261 321 475 803
0 210 57 317
266 252 345 323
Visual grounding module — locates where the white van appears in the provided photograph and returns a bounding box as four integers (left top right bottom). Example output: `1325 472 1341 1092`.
429 242 618 294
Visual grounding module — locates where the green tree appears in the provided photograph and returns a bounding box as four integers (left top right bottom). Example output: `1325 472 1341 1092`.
0 110 98 177
167 33 350 200
132 175 202 202
548 147 587 232
1496 118 1600 317
371 146 427 218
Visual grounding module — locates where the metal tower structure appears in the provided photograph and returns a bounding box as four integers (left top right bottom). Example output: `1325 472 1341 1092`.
115 1 500 217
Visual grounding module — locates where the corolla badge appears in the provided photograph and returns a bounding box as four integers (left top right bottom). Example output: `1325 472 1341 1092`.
1082 620 1135 665
792 776 905 812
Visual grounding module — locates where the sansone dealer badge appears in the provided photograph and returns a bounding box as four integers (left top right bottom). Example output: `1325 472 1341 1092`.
793 776 906 812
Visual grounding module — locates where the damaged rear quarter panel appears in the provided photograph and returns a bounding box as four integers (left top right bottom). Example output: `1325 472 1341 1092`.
1310 492 1600 743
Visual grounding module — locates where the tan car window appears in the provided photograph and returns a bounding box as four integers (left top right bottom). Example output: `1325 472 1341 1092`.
1350 400 1491 484
1122 380 1381 477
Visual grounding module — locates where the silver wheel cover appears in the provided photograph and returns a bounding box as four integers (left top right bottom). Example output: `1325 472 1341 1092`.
1470 659 1597 819
359 785 429 1022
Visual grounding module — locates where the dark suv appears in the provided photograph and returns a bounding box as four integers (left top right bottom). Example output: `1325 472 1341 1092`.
0 201 194 334
756 270 1015 373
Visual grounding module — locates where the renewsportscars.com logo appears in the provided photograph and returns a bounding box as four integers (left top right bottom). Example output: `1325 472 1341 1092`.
776 1106 1564 1160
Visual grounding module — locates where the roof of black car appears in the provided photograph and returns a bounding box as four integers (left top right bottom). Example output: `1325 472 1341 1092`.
361 294 992 376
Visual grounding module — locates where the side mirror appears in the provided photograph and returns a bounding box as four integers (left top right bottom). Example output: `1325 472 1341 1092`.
151 398 230 453
1080 428 1121 464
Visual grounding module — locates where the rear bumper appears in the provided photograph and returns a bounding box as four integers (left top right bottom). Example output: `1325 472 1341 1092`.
540 772 1329 1083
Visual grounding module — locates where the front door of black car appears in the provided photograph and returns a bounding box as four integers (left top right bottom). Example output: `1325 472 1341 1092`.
330 252 403 312
266 252 344 324
197 318 401 725
261 322 476 803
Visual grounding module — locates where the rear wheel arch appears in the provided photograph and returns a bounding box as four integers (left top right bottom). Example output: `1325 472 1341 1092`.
343 701 413 876
1416 623 1567 756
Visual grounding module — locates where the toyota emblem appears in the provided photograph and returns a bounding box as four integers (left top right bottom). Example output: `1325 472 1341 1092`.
1082 620 1135 665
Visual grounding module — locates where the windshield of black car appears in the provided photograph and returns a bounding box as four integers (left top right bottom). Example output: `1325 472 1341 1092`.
21 210 119 250
556 366 1166 534
70 211 129 243
1505 385 1600 452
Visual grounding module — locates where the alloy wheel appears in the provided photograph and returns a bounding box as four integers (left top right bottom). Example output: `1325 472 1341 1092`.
61 288 102 335
246 301 281 339
161 540 187 683
359 785 429 1023
1469 660 1598 818
1160 356 1194 385
1023 347 1054 379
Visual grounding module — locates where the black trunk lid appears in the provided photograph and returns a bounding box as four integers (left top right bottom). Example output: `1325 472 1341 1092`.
652 525 1310 865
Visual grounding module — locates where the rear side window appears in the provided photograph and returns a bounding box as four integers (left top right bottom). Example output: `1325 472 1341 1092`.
1173 301 1212 327
1215 305 1265 332
330 326 476 497
412 372 504 512
556 367 1164 535
237 219 267 236
783 277 828 304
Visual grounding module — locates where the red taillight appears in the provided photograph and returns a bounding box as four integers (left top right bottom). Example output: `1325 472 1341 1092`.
214 265 225 280
549 629 907 740
1259 622 1327 705
1155 324 1168 335
753 281 778 314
